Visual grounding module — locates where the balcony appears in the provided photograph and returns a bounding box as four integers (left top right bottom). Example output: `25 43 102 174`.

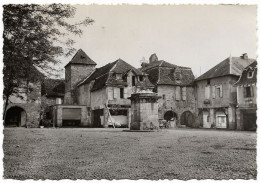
108 98 131 107
203 99 211 104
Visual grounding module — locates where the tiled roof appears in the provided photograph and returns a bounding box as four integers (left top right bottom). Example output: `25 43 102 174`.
42 78 65 97
195 56 255 81
234 61 257 86
142 60 194 86
78 59 145 91
65 49 96 67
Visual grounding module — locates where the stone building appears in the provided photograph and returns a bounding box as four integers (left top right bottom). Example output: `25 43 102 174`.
52 49 154 127
141 54 197 127
4 67 64 127
194 54 254 129
234 61 257 131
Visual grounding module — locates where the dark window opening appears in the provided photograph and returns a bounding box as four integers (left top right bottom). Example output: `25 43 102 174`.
245 86 253 97
207 79 210 85
132 76 136 86
139 75 144 81
162 94 165 99
120 88 124 98
248 71 253 78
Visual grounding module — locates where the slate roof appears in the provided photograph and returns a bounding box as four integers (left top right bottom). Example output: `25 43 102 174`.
195 56 255 81
142 60 195 86
65 49 96 67
78 59 147 91
42 78 65 97
234 61 257 86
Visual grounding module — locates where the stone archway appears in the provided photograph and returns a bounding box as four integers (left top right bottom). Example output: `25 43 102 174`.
180 111 195 127
164 111 177 121
5 106 27 127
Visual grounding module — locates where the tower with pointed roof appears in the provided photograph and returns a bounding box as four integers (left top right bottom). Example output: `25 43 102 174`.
64 49 96 104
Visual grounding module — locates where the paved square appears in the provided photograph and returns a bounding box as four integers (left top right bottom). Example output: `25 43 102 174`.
3 128 256 180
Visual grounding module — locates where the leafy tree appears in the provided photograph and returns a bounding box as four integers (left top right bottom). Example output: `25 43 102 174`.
3 4 94 119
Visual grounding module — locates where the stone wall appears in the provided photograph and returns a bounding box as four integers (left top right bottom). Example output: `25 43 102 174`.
157 85 197 126
196 76 239 108
5 81 42 127
64 64 95 104
53 105 91 127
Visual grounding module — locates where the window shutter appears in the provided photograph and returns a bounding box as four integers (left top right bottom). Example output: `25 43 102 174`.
250 86 254 97
219 85 223 98
182 87 187 100
124 87 128 98
176 86 181 100
212 86 216 99
243 87 247 97
205 86 210 99
113 87 118 99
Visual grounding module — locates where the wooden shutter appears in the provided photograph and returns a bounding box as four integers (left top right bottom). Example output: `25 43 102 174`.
243 87 247 97
212 86 216 99
205 86 210 99
182 87 187 100
113 87 118 99
250 86 254 97
176 86 181 101
219 85 223 98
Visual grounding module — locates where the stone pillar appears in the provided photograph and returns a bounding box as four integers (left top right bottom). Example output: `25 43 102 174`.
129 92 160 130
103 108 109 128
127 108 131 128
81 106 88 126
57 106 63 127
210 108 215 127
228 106 236 130
236 108 243 130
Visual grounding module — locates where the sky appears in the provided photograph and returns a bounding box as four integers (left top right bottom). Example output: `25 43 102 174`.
60 5 257 78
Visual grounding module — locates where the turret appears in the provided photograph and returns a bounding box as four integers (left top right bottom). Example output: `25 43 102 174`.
64 49 96 104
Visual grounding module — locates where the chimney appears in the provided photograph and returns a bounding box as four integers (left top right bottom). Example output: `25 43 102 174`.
241 53 248 59
149 53 158 63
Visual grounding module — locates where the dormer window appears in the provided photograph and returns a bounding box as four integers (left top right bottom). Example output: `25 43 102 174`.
139 75 144 82
247 70 254 78
116 73 122 80
175 72 181 80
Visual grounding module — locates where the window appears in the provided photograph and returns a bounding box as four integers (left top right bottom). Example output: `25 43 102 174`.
247 70 254 78
132 76 136 86
216 85 223 98
116 73 122 80
120 88 124 99
139 75 144 81
244 86 253 97
175 72 181 80
162 94 165 100
182 87 187 100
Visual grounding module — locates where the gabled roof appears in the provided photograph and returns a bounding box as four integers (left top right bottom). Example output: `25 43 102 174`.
234 61 257 86
142 60 194 86
78 59 143 91
65 49 96 67
195 56 255 81
42 78 65 97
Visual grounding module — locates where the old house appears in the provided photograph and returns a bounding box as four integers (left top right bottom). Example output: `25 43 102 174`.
141 54 197 127
234 61 257 131
194 53 254 129
4 74 65 127
52 49 154 127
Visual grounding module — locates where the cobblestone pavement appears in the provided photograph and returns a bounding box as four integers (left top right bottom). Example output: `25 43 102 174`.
3 128 257 180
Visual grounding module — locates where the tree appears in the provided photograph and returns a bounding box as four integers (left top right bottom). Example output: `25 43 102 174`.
3 4 94 119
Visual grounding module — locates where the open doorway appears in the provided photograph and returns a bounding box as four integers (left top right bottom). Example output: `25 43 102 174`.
5 106 26 127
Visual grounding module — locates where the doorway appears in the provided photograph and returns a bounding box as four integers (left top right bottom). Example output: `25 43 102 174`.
5 106 26 127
